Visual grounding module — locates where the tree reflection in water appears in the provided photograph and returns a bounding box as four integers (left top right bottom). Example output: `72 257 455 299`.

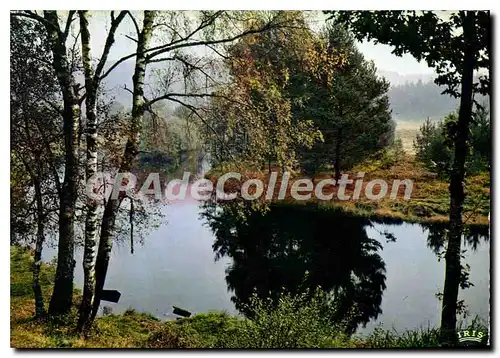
423 223 489 256
202 202 387 334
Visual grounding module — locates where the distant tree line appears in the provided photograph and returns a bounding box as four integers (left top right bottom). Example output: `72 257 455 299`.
388 78 489 122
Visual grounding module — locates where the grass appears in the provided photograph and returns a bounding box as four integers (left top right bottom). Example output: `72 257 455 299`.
395 121 421 155
10 246 163 348
348 154 490 227
11 245 489 349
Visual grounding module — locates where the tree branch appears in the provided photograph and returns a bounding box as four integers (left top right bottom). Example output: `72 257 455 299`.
93 11 127 90
99 10 224 81
100 12 281 85
206 44 231 60
11 11 60 33
62 10 76 42
146 21 278 60
148 91 251 110
123 85 134 95
125 34 138 43
148 92 214 107
127 11 140 36
150 96 234 161
99 53 136 81
147 55 219 86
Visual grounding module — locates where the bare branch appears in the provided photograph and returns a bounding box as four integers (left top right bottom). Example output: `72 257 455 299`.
146 56 177 63
62 10 76 42
93 11 127 90
127 11 140 36
148 92 251 110
147 55 219 86
99 53 136 81
125 34 138 43
123 85 134 95
146 19 278 60
206 44 231 60
146 10 225 59
99 11 224 81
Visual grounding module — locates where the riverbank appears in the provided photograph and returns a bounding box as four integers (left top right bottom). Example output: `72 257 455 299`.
206 154 490 228
11 246 487 348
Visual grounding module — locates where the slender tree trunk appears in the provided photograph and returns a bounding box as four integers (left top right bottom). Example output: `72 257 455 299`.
43 11 80 315
77 10 99 332
19 151 46 318
50 96 79 316
440 10 476 345
76 10 127 332
33 176 46 318
91 11 155 322
19 105 47 318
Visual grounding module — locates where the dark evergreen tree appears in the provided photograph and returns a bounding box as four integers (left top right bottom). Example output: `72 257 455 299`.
302 24 393 178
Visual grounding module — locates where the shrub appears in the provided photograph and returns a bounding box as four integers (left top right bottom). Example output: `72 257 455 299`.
414 117 453 178
414 108 490 179
146 323 203 348
364 325 442 348
214 289 355 348
379 136 405 169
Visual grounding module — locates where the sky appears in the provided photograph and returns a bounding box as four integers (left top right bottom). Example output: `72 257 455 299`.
357 40 434 75
309 11 435 76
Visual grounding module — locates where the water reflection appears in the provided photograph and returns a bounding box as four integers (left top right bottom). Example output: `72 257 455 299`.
203 202 490 333
203 203 387 334
422 223 490 255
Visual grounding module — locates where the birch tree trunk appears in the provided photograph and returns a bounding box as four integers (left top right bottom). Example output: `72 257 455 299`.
77 10 127 332
42 10 80 315
91 10 156 322
440 10 476 344
77 10 99 331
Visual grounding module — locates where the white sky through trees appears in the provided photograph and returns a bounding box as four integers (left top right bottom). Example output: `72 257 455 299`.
82 10 435 82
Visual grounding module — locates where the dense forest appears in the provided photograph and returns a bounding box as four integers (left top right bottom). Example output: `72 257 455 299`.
10 10 490 348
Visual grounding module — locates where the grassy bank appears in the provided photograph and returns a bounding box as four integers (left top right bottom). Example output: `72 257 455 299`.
11 246 164 348
206 154 489 228
345 154 489 227
10 246 488 348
